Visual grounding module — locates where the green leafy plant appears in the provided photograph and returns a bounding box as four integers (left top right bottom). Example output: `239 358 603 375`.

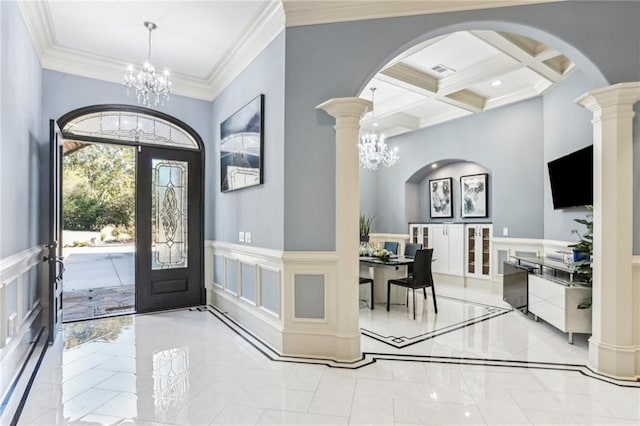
568 205 593 309
359 213 374 238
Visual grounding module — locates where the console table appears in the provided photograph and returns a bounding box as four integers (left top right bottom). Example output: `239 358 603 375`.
510 255 592 344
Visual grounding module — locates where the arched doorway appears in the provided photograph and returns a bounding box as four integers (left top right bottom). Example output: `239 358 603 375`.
49 105 204 333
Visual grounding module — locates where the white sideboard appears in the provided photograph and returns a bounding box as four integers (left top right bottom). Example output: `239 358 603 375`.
528 274 592 343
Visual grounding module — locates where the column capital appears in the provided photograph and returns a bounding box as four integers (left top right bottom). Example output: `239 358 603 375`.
316 97 372 120
575 82 640 113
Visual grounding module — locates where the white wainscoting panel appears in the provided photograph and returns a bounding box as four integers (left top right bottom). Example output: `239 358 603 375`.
206 241 284 351
0 246 44 405
206 241 355 361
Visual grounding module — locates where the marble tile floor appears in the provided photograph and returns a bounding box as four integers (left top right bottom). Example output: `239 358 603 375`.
360 280 591 366
17 300 640 425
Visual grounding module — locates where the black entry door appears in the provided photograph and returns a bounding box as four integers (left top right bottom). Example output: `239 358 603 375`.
136 146 202 312
48 120 64 342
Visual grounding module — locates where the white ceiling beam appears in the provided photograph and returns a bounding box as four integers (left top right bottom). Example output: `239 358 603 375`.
371 97 429 120
381 63 438 93
282 0 558 27
471 30 562 82
419 109 471 128
535 46 563 62
379 64 484 112
446 90 486 111
437 54 523 96
484 86 542 110
378 112 421 133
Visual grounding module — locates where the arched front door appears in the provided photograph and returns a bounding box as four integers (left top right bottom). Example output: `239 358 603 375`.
53 105 204 326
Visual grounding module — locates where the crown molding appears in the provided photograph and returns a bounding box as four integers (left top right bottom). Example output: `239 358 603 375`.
17 0 56 58
205 0 286 101
17 0 285 102
282 0 558 28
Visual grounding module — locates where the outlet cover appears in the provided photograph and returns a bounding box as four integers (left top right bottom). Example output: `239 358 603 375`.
502 227 509 237
239 231 245 242
245 232 252 243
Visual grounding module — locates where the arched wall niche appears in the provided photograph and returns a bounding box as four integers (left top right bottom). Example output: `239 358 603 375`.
405 160 492 225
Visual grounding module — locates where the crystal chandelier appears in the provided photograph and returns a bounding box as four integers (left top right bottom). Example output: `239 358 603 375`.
125 21 171 107
359 87 398 171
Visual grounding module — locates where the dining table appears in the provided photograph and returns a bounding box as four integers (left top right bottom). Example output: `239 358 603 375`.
359 255 414 305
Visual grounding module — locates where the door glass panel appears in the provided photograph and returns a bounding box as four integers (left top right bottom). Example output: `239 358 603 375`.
152 159 188 270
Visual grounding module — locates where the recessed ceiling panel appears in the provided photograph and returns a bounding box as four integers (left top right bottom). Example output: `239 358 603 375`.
469 67 547 98
403 31 500 75
48 1 263 79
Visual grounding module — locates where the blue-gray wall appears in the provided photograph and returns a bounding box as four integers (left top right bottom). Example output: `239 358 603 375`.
543 69 604 242
363 98 544 237
41 70 212 245
285 1 639 250
0 1 42 258
210 31 285 250
417 162 492 226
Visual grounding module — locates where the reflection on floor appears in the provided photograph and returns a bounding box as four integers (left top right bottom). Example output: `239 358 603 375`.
18 282 640 425
62 245 135 322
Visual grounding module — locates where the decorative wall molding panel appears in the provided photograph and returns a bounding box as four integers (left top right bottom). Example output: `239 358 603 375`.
0 246 44 406
207 241 356 361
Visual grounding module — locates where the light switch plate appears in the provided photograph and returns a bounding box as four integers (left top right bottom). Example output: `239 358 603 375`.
502 227 509 237
245 232 251 243
239 231 245 242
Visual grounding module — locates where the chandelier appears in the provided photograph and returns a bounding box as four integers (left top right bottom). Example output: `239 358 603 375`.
359 87 398 170
125 21 171 107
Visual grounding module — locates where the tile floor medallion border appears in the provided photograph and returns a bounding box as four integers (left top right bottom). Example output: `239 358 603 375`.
203 306 640 388
360 295 512 349
4 327 49 426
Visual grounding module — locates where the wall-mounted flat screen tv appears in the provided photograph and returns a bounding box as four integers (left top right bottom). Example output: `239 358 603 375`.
548 145 593 209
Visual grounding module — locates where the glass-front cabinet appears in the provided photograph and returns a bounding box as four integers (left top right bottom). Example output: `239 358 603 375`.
465 224 492 279
409 223 430 248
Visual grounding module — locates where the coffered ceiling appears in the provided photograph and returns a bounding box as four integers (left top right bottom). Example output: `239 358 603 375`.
18 0 568 136
361 29 574 138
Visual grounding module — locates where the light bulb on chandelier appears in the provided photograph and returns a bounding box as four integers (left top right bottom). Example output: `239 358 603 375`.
125 21 171 107
359 87 399 170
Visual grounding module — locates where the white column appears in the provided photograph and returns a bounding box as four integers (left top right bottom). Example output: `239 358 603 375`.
317 97 371 361
576 82 640 379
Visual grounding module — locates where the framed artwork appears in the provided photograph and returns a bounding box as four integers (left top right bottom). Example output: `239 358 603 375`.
429 177 453 218
220 94 264 192
461 173 488 218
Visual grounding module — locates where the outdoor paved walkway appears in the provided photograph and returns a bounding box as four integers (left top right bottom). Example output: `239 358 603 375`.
62 245 135 322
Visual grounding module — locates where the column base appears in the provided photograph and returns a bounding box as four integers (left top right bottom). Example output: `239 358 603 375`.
282 329 362 363
588 337 639 379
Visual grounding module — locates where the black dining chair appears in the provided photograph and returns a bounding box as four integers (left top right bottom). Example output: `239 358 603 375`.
403 242 423 278
359 277 374 310
383 241 399 255
387 249 438 319
404 243 422 258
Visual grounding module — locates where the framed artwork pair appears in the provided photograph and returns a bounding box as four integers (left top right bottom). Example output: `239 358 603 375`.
429 173 488 219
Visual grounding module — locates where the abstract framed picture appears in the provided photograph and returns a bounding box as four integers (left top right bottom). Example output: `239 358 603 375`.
220 94 264 192
461 173 488 218
429 177 453 218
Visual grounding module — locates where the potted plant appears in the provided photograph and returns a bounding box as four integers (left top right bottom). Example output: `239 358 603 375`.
359 213 374 242
568 205 593 309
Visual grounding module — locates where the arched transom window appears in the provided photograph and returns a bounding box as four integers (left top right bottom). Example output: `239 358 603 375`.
62 110 199 150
